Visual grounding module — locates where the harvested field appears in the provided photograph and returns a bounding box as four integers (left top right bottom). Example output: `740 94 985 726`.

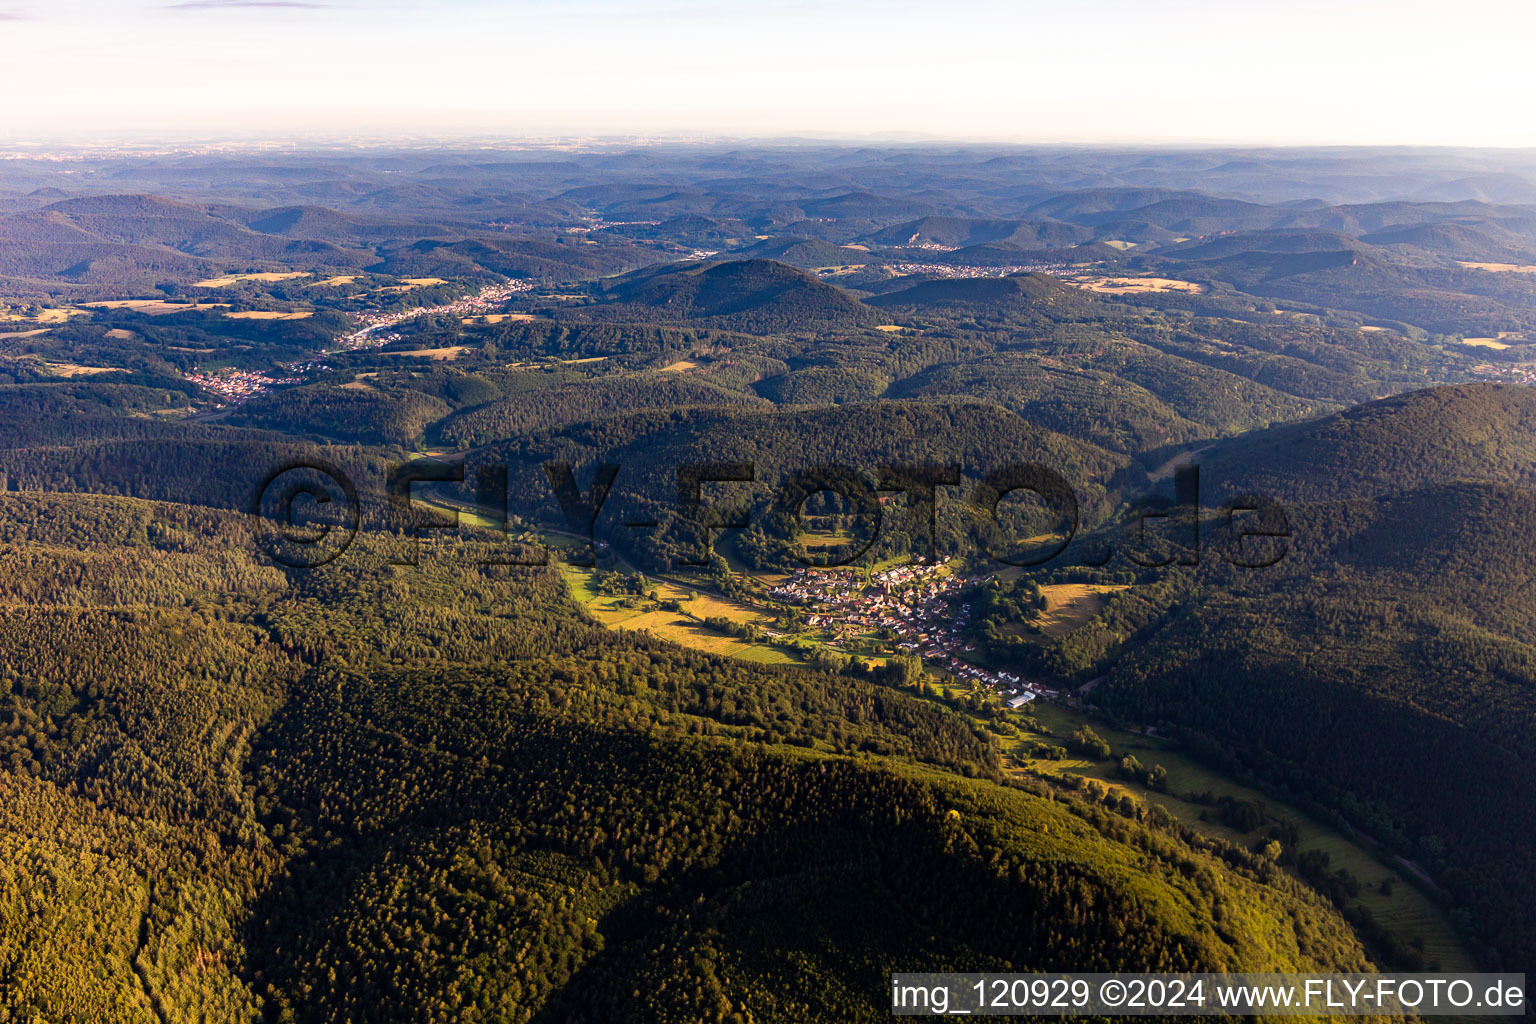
193 272 310 288
1075 276 1205 295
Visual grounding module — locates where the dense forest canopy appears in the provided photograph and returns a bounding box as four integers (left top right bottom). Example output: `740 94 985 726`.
0 144 1532 1020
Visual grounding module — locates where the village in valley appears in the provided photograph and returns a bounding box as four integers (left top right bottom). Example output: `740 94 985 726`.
769 561 1044 707
337 280 531 352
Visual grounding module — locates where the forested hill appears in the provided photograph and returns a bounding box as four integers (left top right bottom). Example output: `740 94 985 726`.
592 258 886 331
1196 383 1536 501
0 490 1379 1021
868 272 1089 311
480 399 1129 571
1097 383 1536 971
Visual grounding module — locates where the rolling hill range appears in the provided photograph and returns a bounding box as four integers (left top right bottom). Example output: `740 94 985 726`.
868 216 1091 250
734 236 882 269
6 145 1536 1017
0 195 380 289
3 149 1536 340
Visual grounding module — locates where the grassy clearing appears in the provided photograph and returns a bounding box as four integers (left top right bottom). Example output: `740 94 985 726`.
1035 583 1129 636
0 307 84 324
660 359 700 372
1101 239 1138 250
104 329 137 340
80 300 229 315
313 275 358 287
1075 276 1206 295
411 497 501 532
376 278 449 294
1460 332 1522 350
0 328 51 340
561 564 799 666
1147 443 1215 484
193 272 310 288
1011 701 1474 972
378 346 468 361
42 363 127 378
223 310 314 321
874 324 909 333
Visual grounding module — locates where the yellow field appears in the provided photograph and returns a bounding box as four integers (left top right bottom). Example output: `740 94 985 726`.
80 300 229 315
1457 261 1536 274
0 307 84 324
378 346 468 360
660 359 699 372
43 362 127 378
1101 239 1138 250
797 531 857 553
1462 337 1510 349
338 381 377 391
563 565 797 666
1035 583 1129 636
193 272 310 288
314 275 358 286
377 278 448 294
223 310 314 321
104 328 137 340
1075 276 1206 295
0 328 50 341
874 324 909 333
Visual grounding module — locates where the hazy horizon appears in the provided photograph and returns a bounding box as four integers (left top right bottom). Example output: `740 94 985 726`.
4 0 1534 147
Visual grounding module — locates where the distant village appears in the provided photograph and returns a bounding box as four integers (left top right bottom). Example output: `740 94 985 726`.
183 367 302 405
770 563 1045 707
338 280 531 351
1469 361 1536 385
885 259 1069 279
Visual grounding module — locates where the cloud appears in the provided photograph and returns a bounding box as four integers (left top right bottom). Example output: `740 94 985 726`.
165 0 327 9
0 9 24 18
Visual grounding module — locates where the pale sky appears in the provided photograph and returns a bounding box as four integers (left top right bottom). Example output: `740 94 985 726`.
2 0 1533 146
